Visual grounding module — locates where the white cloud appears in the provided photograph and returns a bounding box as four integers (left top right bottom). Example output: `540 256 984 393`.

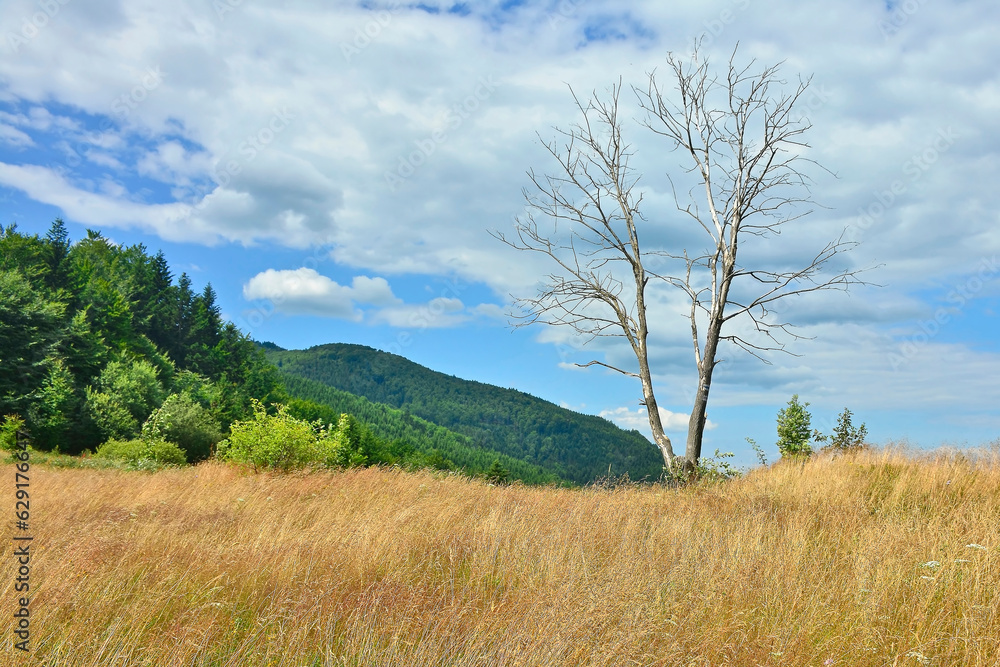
137 141 213 186
241 269 491 328
0 124 33 147
242 269 400 320
0 0 998 429
369 297 469 329
470 303 506 320
600 406 717 435
349 275 402 307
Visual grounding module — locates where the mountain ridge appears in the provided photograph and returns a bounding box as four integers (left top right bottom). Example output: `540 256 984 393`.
266 342 663 485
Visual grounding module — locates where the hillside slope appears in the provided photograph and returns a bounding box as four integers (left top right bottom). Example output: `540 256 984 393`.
283 374 559 485
267 343 663 484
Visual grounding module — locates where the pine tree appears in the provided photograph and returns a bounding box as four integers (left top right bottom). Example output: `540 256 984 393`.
44 218 72 293
143 251 177 352
187 283 223 376
172 273 195 365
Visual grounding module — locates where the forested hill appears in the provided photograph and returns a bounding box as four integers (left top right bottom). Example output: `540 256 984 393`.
267 344 664 485
282 375 559 485
0 220 284 455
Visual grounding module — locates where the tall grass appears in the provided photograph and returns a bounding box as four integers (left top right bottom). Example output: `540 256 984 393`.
2 446 999 666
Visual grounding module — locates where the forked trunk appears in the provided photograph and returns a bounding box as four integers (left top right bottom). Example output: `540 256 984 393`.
638 348 677 469
685 316 723 469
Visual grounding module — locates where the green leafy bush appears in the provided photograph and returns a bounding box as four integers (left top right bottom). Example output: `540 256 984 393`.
485 459 511 485
217 400 319 470
142 393 222 462
94 438 186 466
218 400 379 471
85 359 166 441
318 413 369 468
1 414 26 451
776 395 815 458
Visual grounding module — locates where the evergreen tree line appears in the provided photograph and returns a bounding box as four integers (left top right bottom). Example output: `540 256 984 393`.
0 220 283 455
0 220 553 483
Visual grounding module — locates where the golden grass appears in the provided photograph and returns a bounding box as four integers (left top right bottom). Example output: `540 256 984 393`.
2 447 999 666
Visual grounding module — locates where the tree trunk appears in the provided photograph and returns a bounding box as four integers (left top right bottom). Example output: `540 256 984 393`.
637 345 676 468
685 317 722 468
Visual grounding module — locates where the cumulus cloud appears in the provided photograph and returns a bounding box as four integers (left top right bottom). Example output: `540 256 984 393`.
600 406 718 435
242 269 398 320
242 270 500 329
0 0 999 427
369 297 469 329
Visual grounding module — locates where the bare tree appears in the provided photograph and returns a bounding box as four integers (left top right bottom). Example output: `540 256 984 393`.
492 46 868 473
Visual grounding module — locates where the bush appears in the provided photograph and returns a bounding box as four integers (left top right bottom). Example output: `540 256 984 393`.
142 393 222 462
85 359 166 441
662 450 741 485
485 459 511 485
824 407 868 452
84 389 139 441
218 400 381 472
776 395 815 458
318 413 369 468
217 400 319 471
94 438 187 466
1 414 25 451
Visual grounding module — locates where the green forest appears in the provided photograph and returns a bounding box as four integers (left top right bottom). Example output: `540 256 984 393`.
282 375 558 485
1 221 662 485
0 220 284 456
268 344 664 484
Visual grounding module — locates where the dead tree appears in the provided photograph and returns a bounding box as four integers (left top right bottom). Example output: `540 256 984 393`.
492 46 868 472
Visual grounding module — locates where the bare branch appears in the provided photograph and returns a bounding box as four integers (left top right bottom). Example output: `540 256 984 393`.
574 360 640 378
492 43 876 470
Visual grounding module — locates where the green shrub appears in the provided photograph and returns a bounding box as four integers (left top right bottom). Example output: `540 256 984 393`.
776 395 815 458
318 413 369 468
94 438 187 466
27 359 77 451
218 400 381 472
217 400 319 471
85 358 166 441
142 393 222 462
662 450 741 485
84 389 139 441
1 414 25 451
485 459 511 485
824 407 868 451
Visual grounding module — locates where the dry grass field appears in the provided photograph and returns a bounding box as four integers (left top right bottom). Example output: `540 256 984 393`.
2 446 999 666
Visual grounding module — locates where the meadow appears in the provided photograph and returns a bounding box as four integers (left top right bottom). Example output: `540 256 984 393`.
2 446 998 666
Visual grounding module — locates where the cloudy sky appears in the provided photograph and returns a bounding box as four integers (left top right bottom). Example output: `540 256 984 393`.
1 0 997 465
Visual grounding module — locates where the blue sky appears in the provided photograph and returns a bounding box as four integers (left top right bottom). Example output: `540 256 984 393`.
1 0 997 466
